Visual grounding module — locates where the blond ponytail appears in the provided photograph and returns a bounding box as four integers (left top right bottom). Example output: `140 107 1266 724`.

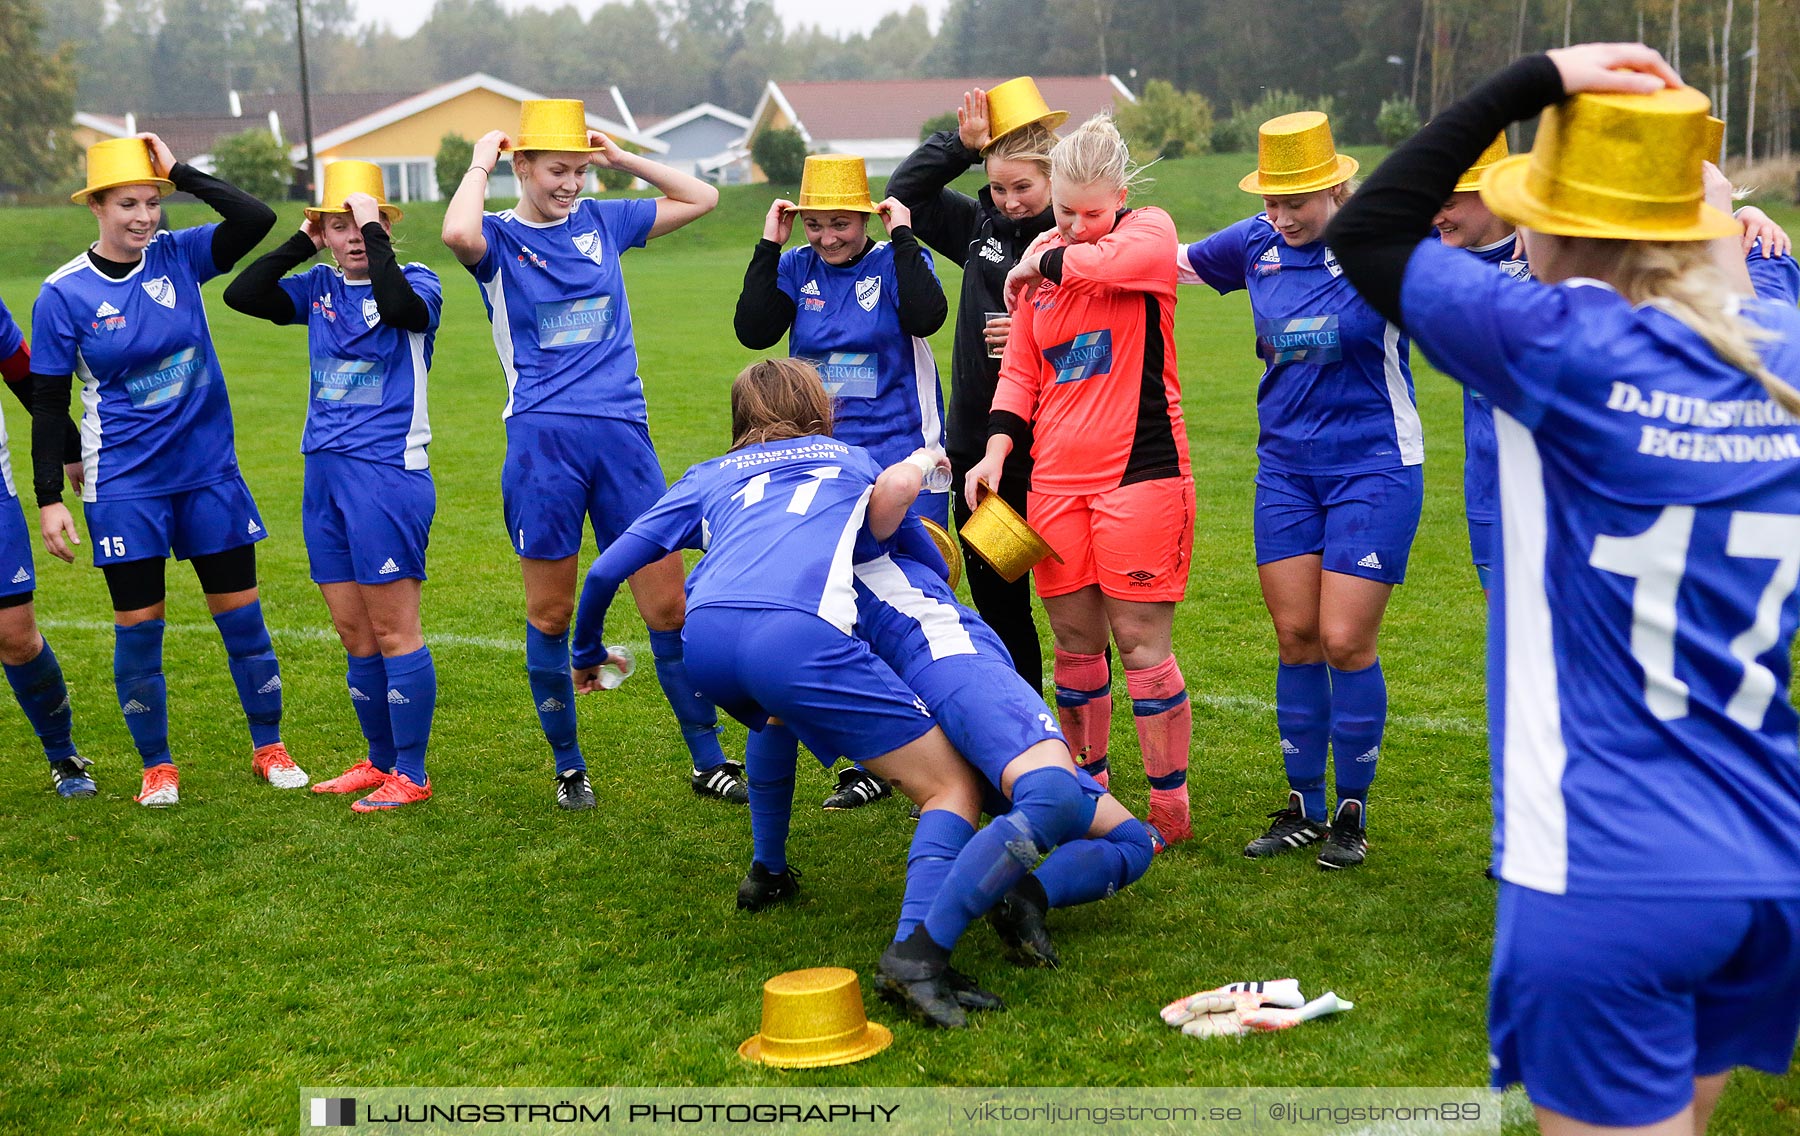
1049 113 1150 197
1612 240 1800 417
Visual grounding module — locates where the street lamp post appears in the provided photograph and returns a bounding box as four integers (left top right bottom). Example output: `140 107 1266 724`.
295 0 318 201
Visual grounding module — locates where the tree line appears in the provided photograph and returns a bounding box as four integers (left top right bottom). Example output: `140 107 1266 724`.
9 0 1798 195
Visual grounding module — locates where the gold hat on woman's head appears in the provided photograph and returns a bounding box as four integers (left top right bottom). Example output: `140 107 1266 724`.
984 77 1069 151
790 155 876 213
1238 112 1358 196
737 968 892 1069
1479 86 1737 241
306 160 403 223
74 138 174 204
1453 134 1510 193
506 99 606 153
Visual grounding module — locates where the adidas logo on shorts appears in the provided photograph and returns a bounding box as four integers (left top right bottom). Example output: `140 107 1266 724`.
1356 746 1380 763
539 697 566 713
377 558 400 575
247 518 263 535
122 698 150 715
348 686 370 702
1357 551 1383 570
257 675 283 695
800 280 821 296
387 688 410 705
1280 738 1299 754
9 567 28 584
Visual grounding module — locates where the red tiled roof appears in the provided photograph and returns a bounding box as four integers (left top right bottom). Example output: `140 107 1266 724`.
134 115 272 163
774 75 1129 142
237 90 417 136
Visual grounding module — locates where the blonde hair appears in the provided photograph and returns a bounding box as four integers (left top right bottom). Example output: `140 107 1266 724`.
1604 238 1800 415
1049 113 1149 197
730 358 834 450
986 122 1056 177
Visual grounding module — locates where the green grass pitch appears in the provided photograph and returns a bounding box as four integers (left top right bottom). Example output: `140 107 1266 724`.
1 151 1795 1133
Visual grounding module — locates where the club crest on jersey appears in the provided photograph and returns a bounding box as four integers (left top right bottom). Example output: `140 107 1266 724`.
517 245 550 270
856 275 881 312
572 229 605 265
1323 247 1343 278
1255 246 1282 275
1500 259 1529 280
362 297 381 328
142 275 177 309
1044 329 1113 385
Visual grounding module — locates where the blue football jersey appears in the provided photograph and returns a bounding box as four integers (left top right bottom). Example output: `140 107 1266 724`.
852 542 998 687
468 196 657 421
1745 238 1800 306
1403 238 1800 899
276 262 442 469
1182 214 1422 475
626 436 886 632
32 225 239 502
778 242 946 469
0 295 23 499
1462 236 1532 524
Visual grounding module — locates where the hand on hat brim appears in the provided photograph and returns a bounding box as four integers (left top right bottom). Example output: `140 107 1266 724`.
1548 43 1682 96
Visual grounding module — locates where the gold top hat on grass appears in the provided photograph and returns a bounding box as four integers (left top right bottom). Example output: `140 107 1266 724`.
74 138 175 204
919 518 964 592
305 160 403 224
1480 86 1737 242
1238 111 1358 196
960 485 1063 585
1453 133 1510 193
1702 115 1726 163
789 155 877 213
984 77 1069 151
505 99 606 154
738 967 892 1069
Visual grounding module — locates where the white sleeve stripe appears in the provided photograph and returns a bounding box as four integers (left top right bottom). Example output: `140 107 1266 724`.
910 336 942 452
404 329 431 470
1383 321 1425 466
818 487 873 634
482 272 519 419
1494 409 1570 894
853 555 977 660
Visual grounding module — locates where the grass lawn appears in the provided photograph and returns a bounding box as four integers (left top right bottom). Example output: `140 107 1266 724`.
1 150 1796 1134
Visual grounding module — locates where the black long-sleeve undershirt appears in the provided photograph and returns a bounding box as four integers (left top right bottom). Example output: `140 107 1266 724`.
225 223 430 333
31 164 275 505
1326 54 1565 326
733 226 949 350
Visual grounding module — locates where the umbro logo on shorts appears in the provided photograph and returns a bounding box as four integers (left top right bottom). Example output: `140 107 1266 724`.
800 280 820 296
247 518 262 535
258 676 283 694
348 686 370 702
9 567 28 584
1357 551 1383 569
539 697 565 713
122 699 150 715
387 689 410 705
1125 569 1157 583
377 558 401 575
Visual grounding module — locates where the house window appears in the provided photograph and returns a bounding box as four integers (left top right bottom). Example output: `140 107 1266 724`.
406 159 435 202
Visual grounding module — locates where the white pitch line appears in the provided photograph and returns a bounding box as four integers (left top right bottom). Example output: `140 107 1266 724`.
40 617 1485 735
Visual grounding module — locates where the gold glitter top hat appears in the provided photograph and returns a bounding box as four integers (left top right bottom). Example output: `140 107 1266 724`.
790 155 877 213
1480 86 1737 242
919 518 963 591
1238 112 1358 196
984 77 1069 151
1453 133 1510 193
505 99 606 154
306 160 403 223
74 138 174 204
1702 115 1726 163
960 484 1063 585
737 967 892 1069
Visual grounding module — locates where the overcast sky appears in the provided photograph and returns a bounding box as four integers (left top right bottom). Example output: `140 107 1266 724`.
348 0 949 38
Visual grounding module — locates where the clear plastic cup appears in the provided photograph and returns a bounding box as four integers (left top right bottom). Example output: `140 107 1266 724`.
920 447 952 494
597 645 635 690
984 311 1007 359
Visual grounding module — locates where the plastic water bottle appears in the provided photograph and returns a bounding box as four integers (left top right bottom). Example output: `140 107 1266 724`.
597 645 635 690
920 447 952 494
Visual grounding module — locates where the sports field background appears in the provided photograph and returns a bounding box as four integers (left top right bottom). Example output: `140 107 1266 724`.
2 151 1796 1134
